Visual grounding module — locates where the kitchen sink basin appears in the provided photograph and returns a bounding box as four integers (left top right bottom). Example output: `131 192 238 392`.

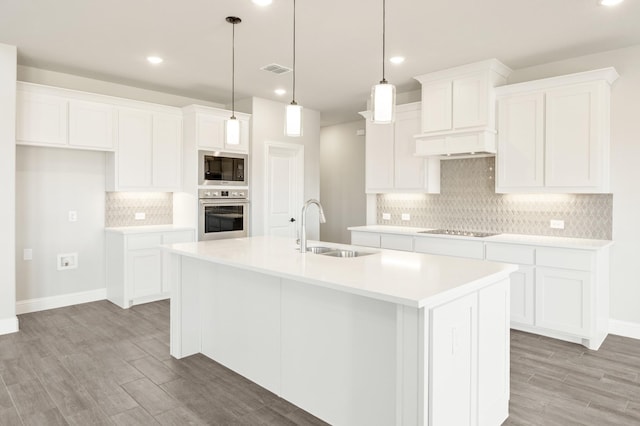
321 249 375 258
306 246 333 254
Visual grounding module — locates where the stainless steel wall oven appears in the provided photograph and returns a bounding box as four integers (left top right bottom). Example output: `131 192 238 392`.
198 189 249 241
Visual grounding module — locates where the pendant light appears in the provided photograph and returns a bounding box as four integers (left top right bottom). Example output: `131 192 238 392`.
226 16 241 145
371 0 396 124
285 0 303 137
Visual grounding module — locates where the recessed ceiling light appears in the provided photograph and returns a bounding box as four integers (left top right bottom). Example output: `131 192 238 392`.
274 88 286 96
252 0 272 5
390 56 405 64
599 0 623 5
147 56 163 65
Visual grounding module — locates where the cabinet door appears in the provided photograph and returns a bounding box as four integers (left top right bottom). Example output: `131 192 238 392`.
380 234 413 251
421 80 452 133
430 293 477 426
152 113 182 190
545 82 602 189
69 100 114 150
453 74 488 129
509 266 535 326
365 121 394 192
197 113 225 150
535 267 591 337
496 93 544 190
351 231 381 248
16 91 68 145
394 107 427 190
128 248 162 300
117 108 153 189
414 237 484 259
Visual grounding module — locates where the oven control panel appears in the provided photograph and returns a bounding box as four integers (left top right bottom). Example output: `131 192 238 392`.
199 189 248 199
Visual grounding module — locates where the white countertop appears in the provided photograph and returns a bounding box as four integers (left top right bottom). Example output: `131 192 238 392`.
163 235 517 308
348 225 613 250
105 225 195 234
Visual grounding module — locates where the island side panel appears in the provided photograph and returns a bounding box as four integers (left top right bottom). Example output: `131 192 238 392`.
169 254 202 359
199 263 282 394
395 304 424 426
280 278 399 426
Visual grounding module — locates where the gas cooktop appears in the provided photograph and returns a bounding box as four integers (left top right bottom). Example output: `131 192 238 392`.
419 229 500 238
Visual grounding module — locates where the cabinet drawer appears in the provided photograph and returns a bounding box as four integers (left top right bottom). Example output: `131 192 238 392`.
380 234 413 251
127 234 162 250
536 248 593 271
162 230 194 245
351 232 381 248
486 243 535 265
414 237 484 259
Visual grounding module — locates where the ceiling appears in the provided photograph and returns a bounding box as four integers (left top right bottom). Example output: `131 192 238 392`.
1 0 639 126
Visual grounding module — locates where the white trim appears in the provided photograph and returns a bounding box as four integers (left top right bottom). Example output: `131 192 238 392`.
495 67 619 97
609 319 640 340
0 316 19 335
16 288 107 315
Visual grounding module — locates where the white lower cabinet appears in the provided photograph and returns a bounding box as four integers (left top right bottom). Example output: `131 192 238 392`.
380 234 413 251
351 229 610 349
106 229 194 308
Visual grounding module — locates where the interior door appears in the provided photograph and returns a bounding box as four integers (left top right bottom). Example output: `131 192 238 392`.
265 143 304 238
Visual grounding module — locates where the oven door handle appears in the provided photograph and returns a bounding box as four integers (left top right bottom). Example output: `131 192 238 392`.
199 200 250 206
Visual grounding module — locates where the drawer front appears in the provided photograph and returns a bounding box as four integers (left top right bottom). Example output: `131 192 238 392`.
351 231 381 248
127 233 162 251
485 243 535 265
380 234 413 251
414 237 484 259
162 230 195 245
536 247 593 271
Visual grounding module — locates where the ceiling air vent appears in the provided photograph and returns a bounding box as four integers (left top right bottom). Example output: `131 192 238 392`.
260 63 292 75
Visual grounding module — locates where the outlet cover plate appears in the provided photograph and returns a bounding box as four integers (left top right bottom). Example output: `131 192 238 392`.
135 212 146 220
550 219 565 229
382 213 391 220
401 213 411 221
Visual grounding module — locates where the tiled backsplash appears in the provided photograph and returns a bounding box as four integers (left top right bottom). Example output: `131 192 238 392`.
105 192 173 227
377 157 612 240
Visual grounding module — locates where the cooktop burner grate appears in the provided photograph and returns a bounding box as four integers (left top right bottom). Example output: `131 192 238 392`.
418 229 500 238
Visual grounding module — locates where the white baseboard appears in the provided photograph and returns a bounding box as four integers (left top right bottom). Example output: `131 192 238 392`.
16 288 107 315
0 316 19 335
609 319 640 340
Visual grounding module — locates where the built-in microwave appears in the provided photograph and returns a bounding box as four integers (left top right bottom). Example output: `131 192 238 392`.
199 151 248 186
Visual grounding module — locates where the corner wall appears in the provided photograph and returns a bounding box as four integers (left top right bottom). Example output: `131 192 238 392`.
320 120 367 244
0 43 17 334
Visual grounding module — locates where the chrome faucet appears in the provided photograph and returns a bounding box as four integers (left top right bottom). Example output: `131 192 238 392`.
300 199 326 253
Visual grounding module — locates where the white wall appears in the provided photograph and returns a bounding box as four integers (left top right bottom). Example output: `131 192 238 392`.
508 44 640 329
243 97 321 239
0 43 17 335
18 66 225 109
320 120 367 244
15 146 107 302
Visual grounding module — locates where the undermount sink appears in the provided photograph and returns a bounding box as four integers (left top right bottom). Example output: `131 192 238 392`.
321 249 375 258
306 246 333 254
304 246 376 258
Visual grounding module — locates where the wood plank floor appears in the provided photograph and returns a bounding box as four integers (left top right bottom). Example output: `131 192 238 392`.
0 300 638 425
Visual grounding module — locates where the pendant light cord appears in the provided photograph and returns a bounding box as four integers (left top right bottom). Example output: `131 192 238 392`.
381 0 386 84
231 19 236 118
292 0 297 104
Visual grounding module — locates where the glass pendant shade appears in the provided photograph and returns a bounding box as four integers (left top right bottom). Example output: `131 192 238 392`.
226 117 240 145
285 103 303 137
371 81 396 124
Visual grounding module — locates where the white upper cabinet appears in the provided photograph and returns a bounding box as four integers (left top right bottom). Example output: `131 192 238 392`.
183 105 250 154
361 102 440 193
16 82 115 151
414 59 511 157
495 68 618 194
107 107 183 192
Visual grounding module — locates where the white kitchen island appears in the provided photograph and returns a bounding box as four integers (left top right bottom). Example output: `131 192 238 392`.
164 236 517 426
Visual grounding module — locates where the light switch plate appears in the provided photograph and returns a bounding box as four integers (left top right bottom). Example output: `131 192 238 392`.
23 249 32 261
382 213 391 220
401 213 411 221
68 210 77 222
550 219 565 229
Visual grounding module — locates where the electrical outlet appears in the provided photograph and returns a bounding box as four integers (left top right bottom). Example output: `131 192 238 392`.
68 210 78 222
57 253 78 270
23 249 32 261
382 213 391 220
356 129 365 136
550 219 565 229
401 213 411 221
135 212 146 220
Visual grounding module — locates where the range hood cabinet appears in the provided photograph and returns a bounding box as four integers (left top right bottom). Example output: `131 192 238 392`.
415 129 497 159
